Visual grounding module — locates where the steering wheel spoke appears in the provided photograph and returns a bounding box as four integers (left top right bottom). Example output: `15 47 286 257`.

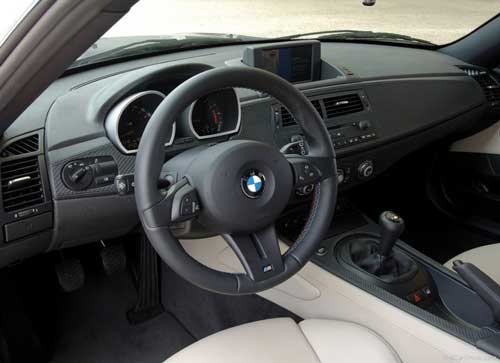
142 178 201 228
223 225 284 282
286 154 335 188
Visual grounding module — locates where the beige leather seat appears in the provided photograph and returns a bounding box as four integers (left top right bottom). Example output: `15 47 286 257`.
165 318 400 363
444 243 500 283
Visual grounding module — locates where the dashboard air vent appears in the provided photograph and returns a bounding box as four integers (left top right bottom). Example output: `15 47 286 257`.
280 106 295 127
1 156 44 212
280 99 323 127
323 94 364 119
311 99 323 116
1 134 39 157
461 67 500 106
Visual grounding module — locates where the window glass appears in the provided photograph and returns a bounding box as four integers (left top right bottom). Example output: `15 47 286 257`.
0 0 39 47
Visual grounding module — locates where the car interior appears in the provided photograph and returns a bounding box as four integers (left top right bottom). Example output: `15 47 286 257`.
1 1 500 362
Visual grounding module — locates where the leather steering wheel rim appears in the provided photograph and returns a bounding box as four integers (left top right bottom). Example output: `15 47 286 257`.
135 66 337 295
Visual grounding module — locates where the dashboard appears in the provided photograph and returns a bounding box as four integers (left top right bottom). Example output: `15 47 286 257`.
0 40 499 267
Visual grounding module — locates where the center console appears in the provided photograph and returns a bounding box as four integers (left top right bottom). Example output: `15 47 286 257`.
335 212 435 308
277 200 500 358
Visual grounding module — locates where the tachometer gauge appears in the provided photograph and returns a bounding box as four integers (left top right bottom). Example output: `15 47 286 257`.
105 91 176 154
189 88 240 139
204 102 225 135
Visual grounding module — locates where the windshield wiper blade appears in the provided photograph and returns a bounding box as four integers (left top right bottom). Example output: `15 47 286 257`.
320 30 436 46
274 30 435 46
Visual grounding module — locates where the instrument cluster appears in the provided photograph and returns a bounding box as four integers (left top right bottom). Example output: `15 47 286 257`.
188 88 240 139
105 88 241 154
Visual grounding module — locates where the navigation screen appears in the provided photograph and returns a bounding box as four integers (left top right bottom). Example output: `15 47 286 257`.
261 46 313 83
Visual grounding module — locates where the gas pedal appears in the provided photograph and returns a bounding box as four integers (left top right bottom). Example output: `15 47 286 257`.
127 235 164 324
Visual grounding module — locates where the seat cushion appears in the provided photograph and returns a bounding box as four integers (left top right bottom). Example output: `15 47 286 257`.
444 243 500 283
299 319 400 363
165 318 400 363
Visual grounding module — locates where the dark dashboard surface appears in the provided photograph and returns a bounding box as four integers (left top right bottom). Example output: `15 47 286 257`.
0 40 498 267
6 42 481 137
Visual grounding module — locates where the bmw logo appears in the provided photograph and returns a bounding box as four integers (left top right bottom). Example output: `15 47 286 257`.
241 170 265 198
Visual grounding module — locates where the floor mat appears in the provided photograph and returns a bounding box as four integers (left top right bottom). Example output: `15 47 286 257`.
8 244 300 363
161 263 301 340
50 269 194 363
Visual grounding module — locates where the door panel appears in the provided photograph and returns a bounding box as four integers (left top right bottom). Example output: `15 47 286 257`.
439 119 500 234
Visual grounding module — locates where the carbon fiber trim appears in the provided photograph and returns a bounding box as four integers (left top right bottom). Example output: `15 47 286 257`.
311 227 494 347
47 138 136 200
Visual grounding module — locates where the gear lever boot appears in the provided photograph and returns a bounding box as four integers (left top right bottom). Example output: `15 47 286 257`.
348 211 418 282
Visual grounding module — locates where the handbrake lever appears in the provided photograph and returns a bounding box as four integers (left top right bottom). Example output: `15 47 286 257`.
453 260 500 323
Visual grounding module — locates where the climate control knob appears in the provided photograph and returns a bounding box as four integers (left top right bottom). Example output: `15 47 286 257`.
357 160 374 179
357 120 371 131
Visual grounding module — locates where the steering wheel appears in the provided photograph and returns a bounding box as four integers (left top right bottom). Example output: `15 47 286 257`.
135 66 337 295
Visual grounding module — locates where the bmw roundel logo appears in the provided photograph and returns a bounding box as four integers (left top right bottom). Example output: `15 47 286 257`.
247 175 263 193
241 170 265 198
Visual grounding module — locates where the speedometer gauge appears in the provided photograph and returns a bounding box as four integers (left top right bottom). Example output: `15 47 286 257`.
189 88 240 139
119 104 153 150
105 91 176 154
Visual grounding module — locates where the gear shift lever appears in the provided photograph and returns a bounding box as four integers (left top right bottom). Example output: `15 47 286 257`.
379 211 405 257
339 210 418 284
340 210 417 282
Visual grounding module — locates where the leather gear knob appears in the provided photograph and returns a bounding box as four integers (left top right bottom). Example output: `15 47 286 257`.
378 211 404 257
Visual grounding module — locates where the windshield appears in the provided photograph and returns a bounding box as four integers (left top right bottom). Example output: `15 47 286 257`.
0 0 38 46
105 0 499 42
42 0 500 68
